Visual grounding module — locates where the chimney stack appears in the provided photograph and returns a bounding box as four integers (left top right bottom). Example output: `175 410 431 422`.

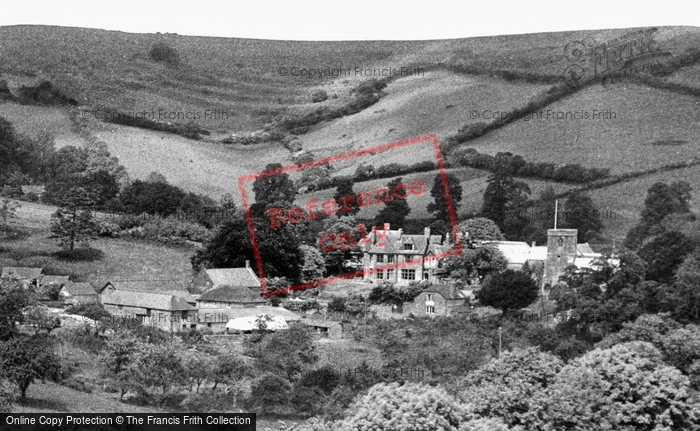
245 260 250 268
424 227 431 238
383 223 390 231
398 228 403 237
531 241 536 248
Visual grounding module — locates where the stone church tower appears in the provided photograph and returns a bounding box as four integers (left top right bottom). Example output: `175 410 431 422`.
542 229 578 291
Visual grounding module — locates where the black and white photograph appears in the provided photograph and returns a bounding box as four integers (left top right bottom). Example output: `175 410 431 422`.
1 2 700 430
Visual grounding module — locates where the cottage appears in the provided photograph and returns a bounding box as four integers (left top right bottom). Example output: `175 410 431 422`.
1 267 43 287
302 319 343 339
360 224 452 285
60 282 99 305
99 287 197 332
196 284 267 309
191 263 261 294
404 285 470 317
100 281 196 305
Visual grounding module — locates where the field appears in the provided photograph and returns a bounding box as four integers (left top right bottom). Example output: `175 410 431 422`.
457 82 700 175
2 202 195 288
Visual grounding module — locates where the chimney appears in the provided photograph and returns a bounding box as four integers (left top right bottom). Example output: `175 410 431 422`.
445 232 451 246
531 242 536 248
398 228 403 237
245 260 250 268
424 227 431 238
383 223 390 231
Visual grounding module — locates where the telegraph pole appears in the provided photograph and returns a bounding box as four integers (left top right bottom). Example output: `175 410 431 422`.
498 326 502 358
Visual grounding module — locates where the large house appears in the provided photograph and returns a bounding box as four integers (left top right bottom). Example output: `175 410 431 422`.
360 224 452 284
191 264 261 294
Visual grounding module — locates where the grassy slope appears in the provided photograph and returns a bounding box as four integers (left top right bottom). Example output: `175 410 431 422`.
10 382 163 413
456 82 700 175
3 201 195 288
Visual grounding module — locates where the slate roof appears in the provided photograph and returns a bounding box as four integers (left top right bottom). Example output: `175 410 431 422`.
422 285 466 300
1 267 43 280
62 282 98 296
101 290 195 311
103 280 189 293
197 284 266 304
204 268 261 288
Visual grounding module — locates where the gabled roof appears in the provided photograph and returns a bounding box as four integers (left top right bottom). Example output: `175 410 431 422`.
576 243 600 257
102 280 190 293
101 290 195 311
62 282 98 296
41 275 71 286
203 268 261 288
422 285 465 300
197 284 265 304
1 267 43 280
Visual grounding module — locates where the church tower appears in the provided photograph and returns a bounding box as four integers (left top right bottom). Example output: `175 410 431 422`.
542 228 578 291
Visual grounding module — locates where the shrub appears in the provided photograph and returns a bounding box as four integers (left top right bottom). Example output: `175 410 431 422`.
342 382 468 430
311 90 328 103
149 42 179 65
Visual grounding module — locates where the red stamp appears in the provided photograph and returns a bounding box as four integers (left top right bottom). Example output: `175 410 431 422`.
237 134 462 296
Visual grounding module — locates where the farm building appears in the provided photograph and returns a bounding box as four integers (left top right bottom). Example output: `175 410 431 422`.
60 282 99 305
100 280 196 306
191 264 261 294
1 267 43 287
302 319 343 339
99 287 197 332
196 284 267 308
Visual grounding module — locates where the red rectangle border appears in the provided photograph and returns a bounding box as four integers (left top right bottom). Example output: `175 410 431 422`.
238 134 462 296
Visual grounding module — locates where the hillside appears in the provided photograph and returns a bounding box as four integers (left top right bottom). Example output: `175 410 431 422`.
2 24 700 245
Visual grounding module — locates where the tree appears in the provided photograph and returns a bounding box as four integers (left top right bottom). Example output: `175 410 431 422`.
252 162 296 207
257 324 318 380
374 177 411 229
247 373 292 415
0 282 31 340
0 335 62 401
560 192 602 243
318 219 364 276
191 210 304 282
145 171 168 184
657 250 700 323
427 173 463 224
481 153 531 238
300 244 325 282
119 180 186 217
458 218 505 242
460 347 564 429
339 382 468 431
441 246 508 285
520 186 556 245
131 342 187 403
49 187 98 251
99 332 141 400
625 181 693 249
531 341 695 430
333 177 360 216
180 351 215 394
476 269 539 318
209 352 251 408
638 231 696 284
24 306 60 335
0 196 20 237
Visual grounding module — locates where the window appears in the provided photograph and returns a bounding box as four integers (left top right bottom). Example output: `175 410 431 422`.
403 243 413 250
387 255 395 263
427 294 433 302
376 254 384 263
426 306 435 314
386 269 394 279
401 269 416 280
376 270 384 280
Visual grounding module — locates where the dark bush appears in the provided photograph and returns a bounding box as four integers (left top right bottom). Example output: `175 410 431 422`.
149 42 179 65
310 89 328 103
